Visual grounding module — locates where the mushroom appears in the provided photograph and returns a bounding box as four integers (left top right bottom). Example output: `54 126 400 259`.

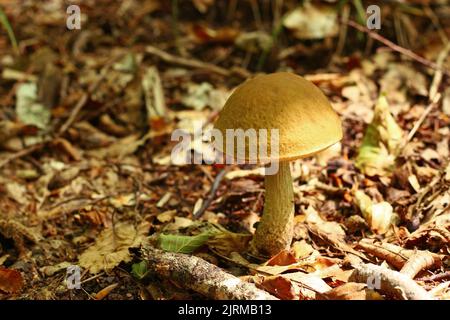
214 72 342 256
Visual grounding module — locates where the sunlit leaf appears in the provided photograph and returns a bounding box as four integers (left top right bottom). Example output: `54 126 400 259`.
159 232 212 254
356 94 404 176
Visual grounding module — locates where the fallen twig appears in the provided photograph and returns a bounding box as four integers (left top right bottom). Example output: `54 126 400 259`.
0 142 45 169
345 20 450 77
405 94 441 144
417 271 450 282
58 93 88 135
349 263 435 300
145 45 251 78
402 41 450 153
194 168 227 219
140 246 278 300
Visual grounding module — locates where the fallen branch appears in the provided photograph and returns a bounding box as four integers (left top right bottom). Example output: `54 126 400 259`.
140 246 278 300
349 263 435 300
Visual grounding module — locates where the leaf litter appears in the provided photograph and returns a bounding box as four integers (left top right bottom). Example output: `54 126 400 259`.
0 0 449 300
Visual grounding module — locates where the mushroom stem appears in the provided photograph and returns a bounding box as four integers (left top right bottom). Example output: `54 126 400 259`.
252 161 294 256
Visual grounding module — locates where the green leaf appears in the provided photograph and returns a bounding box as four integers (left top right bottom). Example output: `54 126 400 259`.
356 94 404 176
159 232 212 254
131 261 148 279
0 6 18 53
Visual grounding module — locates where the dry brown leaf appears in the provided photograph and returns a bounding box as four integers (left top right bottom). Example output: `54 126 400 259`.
0 267 23 294
321 282 383 300
79 221 150 274
254 275 297 300
357 239 408 270
284 272 332 296
266 250 297 266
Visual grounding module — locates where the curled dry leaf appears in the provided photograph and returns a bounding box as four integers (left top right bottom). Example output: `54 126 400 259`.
400 251 442 279
305 206 346 241
357 239 409 270
354 190 395 234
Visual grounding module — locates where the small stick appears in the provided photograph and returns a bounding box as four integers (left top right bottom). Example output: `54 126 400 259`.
145 45 250 78
405 94 441 144
345 20 450 77
58 55 119 135
141 246 278 300
0 142 45 169
417 271 450 282
58 93 88 135
194 168 227 219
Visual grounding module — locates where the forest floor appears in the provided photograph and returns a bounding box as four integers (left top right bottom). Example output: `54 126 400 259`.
0 0 449 300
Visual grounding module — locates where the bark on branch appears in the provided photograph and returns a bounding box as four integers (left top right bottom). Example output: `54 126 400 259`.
140 246 278 300
349 263 435 300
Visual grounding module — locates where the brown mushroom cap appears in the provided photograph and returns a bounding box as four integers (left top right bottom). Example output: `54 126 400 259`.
214 72 343 162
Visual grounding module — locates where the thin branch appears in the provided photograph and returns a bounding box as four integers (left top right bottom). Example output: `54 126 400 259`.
193 168 227 219
0 143 45 169
145 45 250 78
345 20 450 77
406 94 441 144
58 93 88 135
